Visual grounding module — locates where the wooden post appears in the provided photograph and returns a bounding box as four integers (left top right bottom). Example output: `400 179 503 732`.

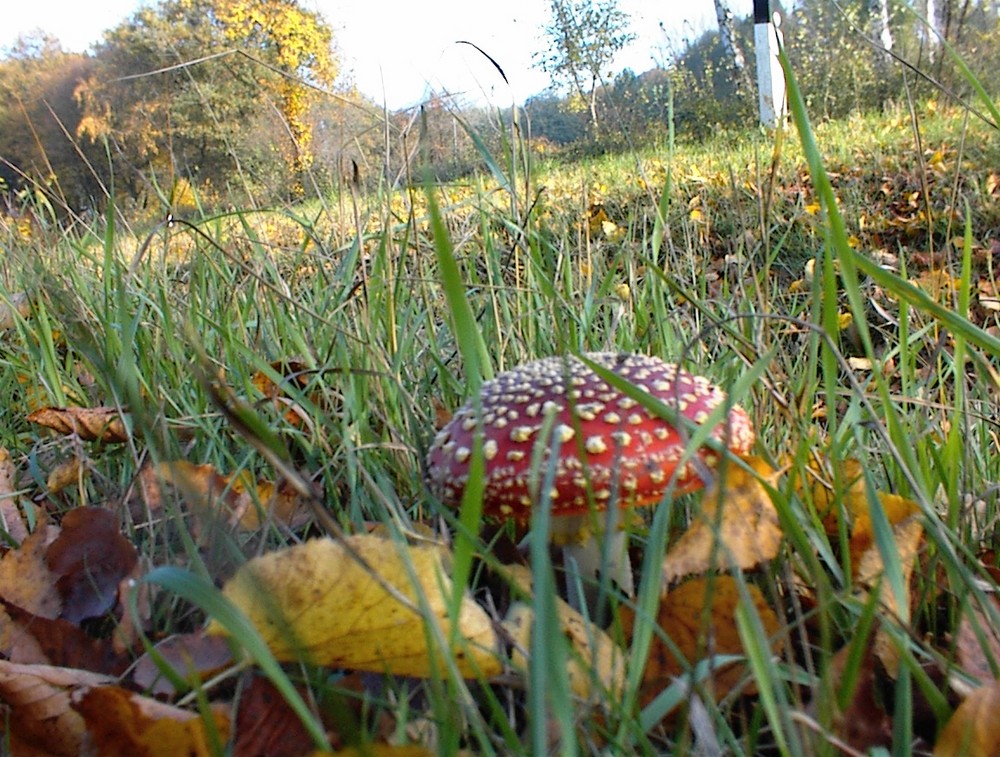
754 0 785 127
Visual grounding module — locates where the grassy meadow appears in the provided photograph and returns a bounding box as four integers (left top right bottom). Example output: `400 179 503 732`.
1 58 1000 754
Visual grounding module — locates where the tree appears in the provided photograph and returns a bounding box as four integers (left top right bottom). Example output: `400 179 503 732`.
76 0 336 200
213 0 335 187
713 0 747 74
0 34 103 212
534 0 636 134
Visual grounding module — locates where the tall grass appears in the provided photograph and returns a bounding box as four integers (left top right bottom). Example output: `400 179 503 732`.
1 46 999 754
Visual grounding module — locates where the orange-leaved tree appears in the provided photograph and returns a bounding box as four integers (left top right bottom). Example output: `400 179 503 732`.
76 0 336 202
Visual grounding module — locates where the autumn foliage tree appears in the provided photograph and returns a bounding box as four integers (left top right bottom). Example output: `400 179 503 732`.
534 0 635 134
75 0 336 200
0 35 103 212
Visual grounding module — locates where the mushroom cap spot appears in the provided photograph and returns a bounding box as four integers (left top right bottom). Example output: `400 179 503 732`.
425 352 755 522
511 426 534 443
555 424 575 443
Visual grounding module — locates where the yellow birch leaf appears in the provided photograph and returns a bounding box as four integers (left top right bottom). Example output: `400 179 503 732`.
662 457 782 585
934 678 1000 757
209 535 502 679
499 565 625 699
855 515 924 676
850 492 920 570
46 457 82 496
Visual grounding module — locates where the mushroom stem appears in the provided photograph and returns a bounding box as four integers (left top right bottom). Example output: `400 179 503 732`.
562 530 634 619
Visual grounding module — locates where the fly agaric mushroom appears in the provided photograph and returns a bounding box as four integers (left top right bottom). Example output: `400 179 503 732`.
426 352 754 610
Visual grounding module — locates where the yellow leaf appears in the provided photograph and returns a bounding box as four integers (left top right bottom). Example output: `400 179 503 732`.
934 678 1000 757
500 565 624 699
662 457 783 585
855 515 924 676
850 492 920 569
209 535 502 679
72 685 230 757
46 457 82 496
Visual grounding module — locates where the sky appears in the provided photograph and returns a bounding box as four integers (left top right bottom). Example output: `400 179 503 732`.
2 0 719 110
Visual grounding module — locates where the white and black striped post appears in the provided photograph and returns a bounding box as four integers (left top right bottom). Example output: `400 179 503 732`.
754 0 786 127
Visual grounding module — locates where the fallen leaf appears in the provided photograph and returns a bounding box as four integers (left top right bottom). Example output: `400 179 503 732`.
209 535 502 679
934 678 1000 757
0 660 113 756
855 515 924 676
45 457 83 496
250 358 323 429
0 525 63 657
662 457 782 585
0 446 29 544
152 460 309 532
800 454 920 574
1 602 131 674
0 291 30 330
849 493 920 571
233 674 331 757
72 685 231 756
806 641 894 753
503 601 624 700
45 507 138 624
27 406 129 443
954 596 1000 685
621 576 784 712
130 631 234 698
499 563 625 699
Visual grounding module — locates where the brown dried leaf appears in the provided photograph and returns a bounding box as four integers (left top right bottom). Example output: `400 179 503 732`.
0 446 29 544
131 631 234 698
934 679 1000 757
153 460 309 532
0 525 62 621
849 493 920 571
27 406 129 443
45 507 138 624
250 358 324 429
809 641 894 753
1 602 131 674
209 535 503 679
233 675 332 757
0 291 30 330
0 660 113 756
662 457 782 585
72 685 231 756
621 576 784 713
954 596 1000 685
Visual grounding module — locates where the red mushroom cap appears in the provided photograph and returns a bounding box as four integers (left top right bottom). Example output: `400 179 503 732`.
426 352 753 521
